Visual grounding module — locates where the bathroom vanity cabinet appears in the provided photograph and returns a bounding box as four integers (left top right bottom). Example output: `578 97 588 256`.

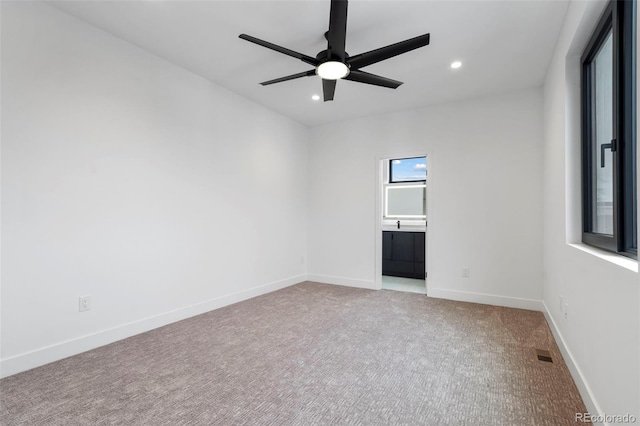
382 231 425 279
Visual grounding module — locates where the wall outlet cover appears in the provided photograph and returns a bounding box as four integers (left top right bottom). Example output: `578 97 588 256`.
79 295 91 312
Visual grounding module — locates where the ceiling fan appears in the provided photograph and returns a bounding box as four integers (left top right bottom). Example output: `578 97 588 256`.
239 0 430 102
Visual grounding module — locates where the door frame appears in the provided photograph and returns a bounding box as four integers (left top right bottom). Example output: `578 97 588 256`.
374 153 432 293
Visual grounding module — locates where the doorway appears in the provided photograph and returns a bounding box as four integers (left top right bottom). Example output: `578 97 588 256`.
376 155 428 294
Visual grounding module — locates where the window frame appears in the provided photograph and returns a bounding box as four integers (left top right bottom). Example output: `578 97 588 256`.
581 0 637 259
388 156 427 184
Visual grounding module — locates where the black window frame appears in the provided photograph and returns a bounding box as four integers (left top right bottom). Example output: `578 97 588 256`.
389 156 427 184
581 0 637 259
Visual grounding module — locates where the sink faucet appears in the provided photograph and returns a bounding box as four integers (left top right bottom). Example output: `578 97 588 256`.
397 220 400 229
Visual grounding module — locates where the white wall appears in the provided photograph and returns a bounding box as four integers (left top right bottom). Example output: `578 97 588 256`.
3 3 636 418
542 0 639 419
0 1 308 377
307 88 543 309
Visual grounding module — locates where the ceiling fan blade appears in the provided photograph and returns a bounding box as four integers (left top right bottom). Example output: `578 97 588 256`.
347 33 430 70
239 34 319 66
322 79 337 102
327 0 348 61
260 70 316 86
344 70 403 89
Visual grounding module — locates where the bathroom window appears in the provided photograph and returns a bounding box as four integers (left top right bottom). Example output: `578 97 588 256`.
389 157 426 183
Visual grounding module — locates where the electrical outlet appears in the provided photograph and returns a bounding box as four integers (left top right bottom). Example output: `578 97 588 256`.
79 295 91 312
462 267 470 278
564 302 569 320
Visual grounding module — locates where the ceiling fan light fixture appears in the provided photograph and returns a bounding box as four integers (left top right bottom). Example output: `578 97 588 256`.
317 61 349 80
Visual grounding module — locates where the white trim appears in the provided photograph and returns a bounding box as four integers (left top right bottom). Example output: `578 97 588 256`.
542 302 605 425
375 153 430 293
427 287 544 311
0 274 306 378
307 274 377 290
374 157 384 291
568 243 638 273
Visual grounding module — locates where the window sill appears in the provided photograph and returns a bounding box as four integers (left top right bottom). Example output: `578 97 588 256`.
568 243 638 272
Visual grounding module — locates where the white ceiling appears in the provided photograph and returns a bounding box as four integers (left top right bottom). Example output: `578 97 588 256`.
47 0 569 127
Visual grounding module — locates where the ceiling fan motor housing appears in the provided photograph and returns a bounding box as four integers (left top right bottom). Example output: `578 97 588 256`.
315 50 350 63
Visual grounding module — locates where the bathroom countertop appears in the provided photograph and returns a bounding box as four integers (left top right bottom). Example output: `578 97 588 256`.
382 226 426 233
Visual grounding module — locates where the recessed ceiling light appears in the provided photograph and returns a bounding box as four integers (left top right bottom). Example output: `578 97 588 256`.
450 61 462 69
311 94 320 101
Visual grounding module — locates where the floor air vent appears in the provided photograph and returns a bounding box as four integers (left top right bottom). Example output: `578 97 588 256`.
535 349 553 363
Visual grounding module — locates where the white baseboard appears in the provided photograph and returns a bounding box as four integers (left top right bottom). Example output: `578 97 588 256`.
427 287 544 311
307 274 378 290
0 274 306 379
542 302 604 425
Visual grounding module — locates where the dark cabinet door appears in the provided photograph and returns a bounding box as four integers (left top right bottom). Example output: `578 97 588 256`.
383 232 393 260
387 261 415 276
392 232 415 262
414 232 425 278
415 232 425 262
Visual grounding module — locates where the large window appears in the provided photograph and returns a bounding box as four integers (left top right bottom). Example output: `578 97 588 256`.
581 0 636 258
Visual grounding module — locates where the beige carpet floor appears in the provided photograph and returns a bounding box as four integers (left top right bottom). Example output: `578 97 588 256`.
0 282 588 425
